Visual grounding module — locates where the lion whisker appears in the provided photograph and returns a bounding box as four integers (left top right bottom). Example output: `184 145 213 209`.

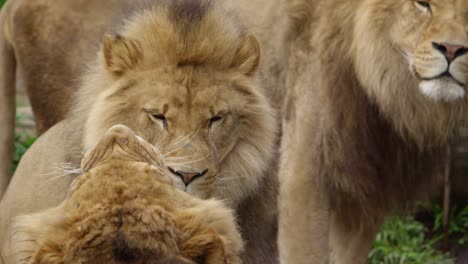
166 154 211 166
169 132 195 148
18 255 33 264
41 173 73 183
215 177 240 184
163 140 192 157
162 126 202 156
165 154 203 161
13 239 36 245
38 170 66 178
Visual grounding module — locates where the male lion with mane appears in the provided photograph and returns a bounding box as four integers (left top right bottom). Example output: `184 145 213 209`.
279 0 468 263
0 0 286 263
3 125 243 264
0 0 288 199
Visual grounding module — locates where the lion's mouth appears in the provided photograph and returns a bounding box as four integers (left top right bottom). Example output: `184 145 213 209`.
420 71 465 87
418 76 465 102
411 63 466 101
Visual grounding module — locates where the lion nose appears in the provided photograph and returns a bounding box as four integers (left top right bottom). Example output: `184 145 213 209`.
432 42 468 62
168 167 208 186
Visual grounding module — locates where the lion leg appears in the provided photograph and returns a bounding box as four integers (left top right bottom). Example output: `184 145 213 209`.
0 4 16 198
278 122 331 262
278 78 332 263
329 212 383 264
278 168 331 264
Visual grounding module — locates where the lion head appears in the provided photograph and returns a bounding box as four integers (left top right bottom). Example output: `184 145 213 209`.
350 0 468 145
9 125 243 264
74 0 276 208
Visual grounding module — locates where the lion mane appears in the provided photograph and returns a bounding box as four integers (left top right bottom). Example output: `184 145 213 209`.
279 0 468 263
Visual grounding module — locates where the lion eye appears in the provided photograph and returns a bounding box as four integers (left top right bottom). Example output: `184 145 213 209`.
209 115 223 128
150 114 168 128
415 1 431 12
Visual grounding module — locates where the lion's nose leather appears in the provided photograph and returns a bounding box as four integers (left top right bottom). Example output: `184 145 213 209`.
168 167 208 186
432 42 468 62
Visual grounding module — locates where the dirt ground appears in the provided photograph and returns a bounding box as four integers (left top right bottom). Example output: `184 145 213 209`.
456 245 468 264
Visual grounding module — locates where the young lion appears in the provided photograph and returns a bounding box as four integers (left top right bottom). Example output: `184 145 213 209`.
0 1 282 263
4 125 243 264
279 0 468 263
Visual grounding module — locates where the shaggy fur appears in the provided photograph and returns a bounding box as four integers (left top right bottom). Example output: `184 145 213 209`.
76 0 276 208
5 125 243 264
279 0 468 263
0 0 129 197
0 0 288 200
0 1 288 263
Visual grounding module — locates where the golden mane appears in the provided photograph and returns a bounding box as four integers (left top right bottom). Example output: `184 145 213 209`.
73 0 254 118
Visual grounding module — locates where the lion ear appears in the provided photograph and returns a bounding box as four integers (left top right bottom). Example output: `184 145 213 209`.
231 34 261 76
103 34 143 76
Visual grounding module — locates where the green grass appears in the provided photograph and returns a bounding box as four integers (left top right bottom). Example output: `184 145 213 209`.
12 112 36 173
369 204 468 264
429 203 468 246
12 134 35 173
0 0 5 8
369 216 454 264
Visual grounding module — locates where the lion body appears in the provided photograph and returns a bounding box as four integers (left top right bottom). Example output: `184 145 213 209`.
279 0 468 263
0 1 289 263
4 125 243 264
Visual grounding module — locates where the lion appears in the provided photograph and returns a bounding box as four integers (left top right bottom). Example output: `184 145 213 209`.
3 124 243 264
0 0 288 200
279 0 468 263
0 0 288 263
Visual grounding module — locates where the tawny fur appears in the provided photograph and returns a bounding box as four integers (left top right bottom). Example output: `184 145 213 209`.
279 0 468 263
0 1 288 263
0 0 128 197
6 125 243 264
76 1 276 209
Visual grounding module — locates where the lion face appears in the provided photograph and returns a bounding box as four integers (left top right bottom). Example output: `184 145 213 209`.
86 66 267 200
81 3 276 207
349 0 468 144
386 0 468 102
391 0 468 101
354 0 468 103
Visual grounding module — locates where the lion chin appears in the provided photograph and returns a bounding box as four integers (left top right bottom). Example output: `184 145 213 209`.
419 77 465 102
